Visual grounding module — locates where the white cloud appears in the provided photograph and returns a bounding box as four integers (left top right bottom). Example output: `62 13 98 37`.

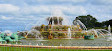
36 0 86 3
0 4 20 13
20 5 87 16
98 0 112 4
2 5 87 25
1 16 14 20
21 6 50 15
85 4 112 21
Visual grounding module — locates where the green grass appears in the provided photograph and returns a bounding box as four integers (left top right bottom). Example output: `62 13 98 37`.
0 46 112 51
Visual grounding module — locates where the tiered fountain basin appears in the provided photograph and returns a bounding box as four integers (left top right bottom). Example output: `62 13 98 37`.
33 25 83 39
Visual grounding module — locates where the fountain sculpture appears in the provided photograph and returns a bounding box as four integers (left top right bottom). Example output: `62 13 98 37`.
0 30 25 42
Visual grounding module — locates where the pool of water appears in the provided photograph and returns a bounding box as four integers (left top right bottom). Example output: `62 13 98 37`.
19 38 112 46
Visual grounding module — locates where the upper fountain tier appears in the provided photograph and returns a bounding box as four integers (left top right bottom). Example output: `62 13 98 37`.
47 16 63 25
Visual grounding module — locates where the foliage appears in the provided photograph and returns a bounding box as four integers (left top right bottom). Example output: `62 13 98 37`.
102 19 112 27
41 32 49 37
51 32 65 38
73 15 112 30
52 32 58 38
58 33 65 38
73 15 98 28
62 26 69 30
18 31 27 36
74 32 84 37
33 26 41 31
41 24 45 29
40 24 45 31
55 26 60 30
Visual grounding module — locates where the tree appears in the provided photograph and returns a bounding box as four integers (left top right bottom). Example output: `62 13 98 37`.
95 22 103 27
102 19 112 32
102 19 112 27
73 15 99 28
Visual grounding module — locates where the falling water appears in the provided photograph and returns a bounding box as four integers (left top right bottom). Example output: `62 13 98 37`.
108 25 111 33
67 28 71 39
95 29 105 38
107 25 112 41
51 20 54 30
94 29 112 41
58 17 59 25
73 20 87 31
27 29 43 39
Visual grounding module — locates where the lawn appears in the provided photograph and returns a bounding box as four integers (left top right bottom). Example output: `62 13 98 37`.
0 46 112 51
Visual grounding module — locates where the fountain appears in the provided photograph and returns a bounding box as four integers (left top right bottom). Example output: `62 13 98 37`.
107 25 112 41
57 17 59 25
73 20 87 31
95 29 106 38
87 29 112 39
73 20 94 40
41 43 43 46
88 29 112 41
60 44 62 46
67 28 71 39
25 29 48 41
36 43 39 46
26 29 42 39
0 30 24 42
108 25 111 34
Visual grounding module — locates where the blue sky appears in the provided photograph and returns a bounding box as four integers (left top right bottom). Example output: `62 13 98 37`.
0 0 112 32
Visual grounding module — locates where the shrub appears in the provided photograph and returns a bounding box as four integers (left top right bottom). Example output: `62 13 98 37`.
58 33 65 38
52 32 58 38
74 32 84 37
41 32 49 38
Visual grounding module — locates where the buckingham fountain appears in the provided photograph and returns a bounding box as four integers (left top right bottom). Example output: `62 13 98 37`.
20 16 112 46
0 16 112 46
30 16 83 39
24 16 111 40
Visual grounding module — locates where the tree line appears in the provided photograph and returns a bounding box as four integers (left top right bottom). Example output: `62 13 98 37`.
73 15 112 31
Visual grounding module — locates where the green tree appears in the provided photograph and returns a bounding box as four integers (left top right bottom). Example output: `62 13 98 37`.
102 19 112 27
73 15 100 28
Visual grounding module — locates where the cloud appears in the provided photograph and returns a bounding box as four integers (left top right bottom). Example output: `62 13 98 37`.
0 4 87 25
36 0 87 3
20 6 50 15
1 16 14 20
84 4 112 22
98 0 112 4
0 4 20 14
0 0 112 32
90 0 112 5
20 5 87 16
22 0 87 5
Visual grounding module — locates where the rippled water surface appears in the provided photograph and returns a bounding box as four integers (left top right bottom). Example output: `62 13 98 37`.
19 38 112 46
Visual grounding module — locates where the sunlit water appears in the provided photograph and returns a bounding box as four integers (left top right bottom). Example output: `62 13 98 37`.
19 38 112 46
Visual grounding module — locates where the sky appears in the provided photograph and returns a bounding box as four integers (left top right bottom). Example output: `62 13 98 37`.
0 0 112 32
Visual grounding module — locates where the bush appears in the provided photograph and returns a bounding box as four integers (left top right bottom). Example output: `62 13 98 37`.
41 32 49 38
27 34 35 38
52 32 58 38
74 32 84 37
58 33 65 38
